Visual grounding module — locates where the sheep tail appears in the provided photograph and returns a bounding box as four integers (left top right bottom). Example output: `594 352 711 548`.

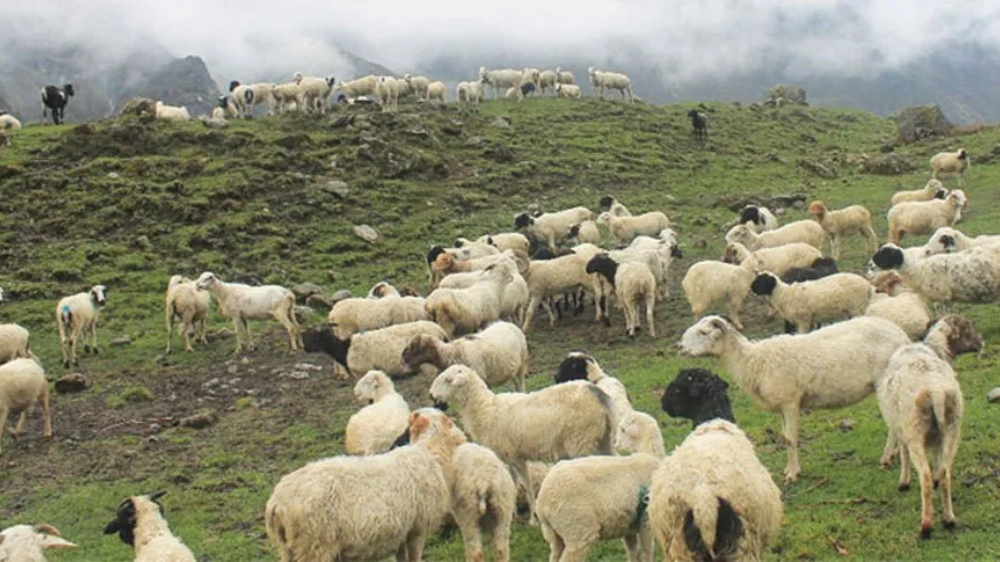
682 488 743 561
919 388 950 436
60 305 73 332
476 479 491 516
586 385 616 454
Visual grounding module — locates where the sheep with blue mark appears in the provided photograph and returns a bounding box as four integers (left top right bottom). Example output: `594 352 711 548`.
55 284 108 368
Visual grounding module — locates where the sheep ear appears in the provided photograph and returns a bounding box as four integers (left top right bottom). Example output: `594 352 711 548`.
42 536 77 550
709 318 729 332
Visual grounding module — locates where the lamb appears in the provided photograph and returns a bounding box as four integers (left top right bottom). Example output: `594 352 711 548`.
876 314 983 537
403 74 431 100
649 420 782 562
599 194 632 217
514 206 595 249
504 86 524 101
376 76 400 113
40 84 74 124
294 72 336 113
586 254 657 337
346 370 410 455
103 491 195 561
725 219 826 252
229 81 275 117
0 524 76 561
270 81 303 113
402 321 529 390
681 260 756 329
328 295 429 339
56 284 108 368
429 364 615 520
887 190 967 244
479 67 523 98
678 314 911 481
521 244 604 330
723 241 823 277
457 80 486 104
891 178 948 205
211 95 239 120
0 358 51 456
749 271 873 334
597 211 671 245
554 83 582 99
538 69 558 94
737 204 779 232
568 220 600 245
930 148 970 187
264 412 456 561
425 264 512 337
865 271 933 340
534 410 663 562
555 66 576 85
869 243 1000 306
660 368 736 428
0 114 21 130
688 109 707 140
588 67 634 102
0 324 33 364
808 201 878 259
554 352 633 433
924 226 1000 255
426 80 446 102
164 275 210 354
302 321 447 379
194 272 302 352
154 101 190 121
333 75 378 100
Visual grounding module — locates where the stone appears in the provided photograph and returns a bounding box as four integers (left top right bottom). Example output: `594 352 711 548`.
180 412 217 429
306 293 334 309
354 224 379 244
323 180 349 198
291 282 324 300
838 419 857 432
891 105 953 143
331 289 352 303
987 387 1000 403
463 136 486 147
54 373 88 394
491 116 512 129
110 336 132 347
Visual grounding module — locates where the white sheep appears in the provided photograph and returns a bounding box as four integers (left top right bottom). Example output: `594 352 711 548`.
568 220 600 245
333 75 378 100
366 280 402 299
194 272 302 352
376 76 400 113
402 74 431 100
0 524 76 561
521 244 604 330
346 370 410 455
302 321 447 379
154 101 190 121
891 179 948 205
614 235 680 300
427 242 501 288
426 80 446 102
749 271 873 333
681 260 756 330
865 271 933 340
402 321 529 391
438 263 529 326
924 226 1000 255
164 275 210 354
514 206 595 249
724 241 823 277
56 284 107 368
294 72 336 113
328 295 429 339
586 254 657 337
429 365 615 520
649 420 782 561
211 95 239 120
555 66 576 85
456 80 486 104
678 315 910 482
930 148 970 187
725 219 826 252
597 211 671 245
461 232 531 256
0 358 51 456
588 67 634 102
504 86 523 101
425 263 512 337
554 352 634 434
808 201 878 259
554 83 582 99
0 324 33 364
869 243 1000 306
0 114 22 130
538 69 558 94
430 249 524 279
599 195 633 217
270 81 302 113
103 491 195 561
736 205 779 232
887 190 967 244
479 67 523 98
229 81 275 117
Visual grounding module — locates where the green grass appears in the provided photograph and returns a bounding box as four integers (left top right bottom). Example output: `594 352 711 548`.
2 98 1000 560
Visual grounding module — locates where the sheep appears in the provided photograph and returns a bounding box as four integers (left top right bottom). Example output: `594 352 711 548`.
586 254 657 337
479 67 523 98
681 260 756 330
505 86 524 101
887 190 967 244
597 211 671 246
0 358 51 456
164 275 210 354
0 524 76 561
554 352 633 433
345 370 410 455
891 178 948 205
599 195 632 217
302 321 447 379
521 244 604 330
520 67 541 91
294 72 336 113
612 237 680 301
660 368 736 428
333 75 379 100
426 264 512 337
402 321 528 391
725 219 826 252
429 364 615 520
687 109 707 140
457 80 486 104
375 76 400 113
554 83 582 99
0 114 21 130
678 314 911 481
930 148 970 187
869 243 1000 306
737 204 779 232
588 67 634 102
270 81 303 113
0 324 32 364
154 101 190 121
555 66 576 85
427 242 501 288
367 280 402 299
865 271 933 340
538 69 558 94
876 314 983 538
426 80 446 102
808 201 878 259
924 226 1000 255
749 271 873 334
723 241 824 277
56 284 108 368
265 412 456 562
229 81 275 117
431 249 524 279
514 206 594 250
778 257 840 333
649 420 782 562
103 491 195 562
328 295 429 339
40 84 74 124
534 411 663 562
211 95 239 120
402 74 431 100
438 263 529 326
457 232 530 256
194 272 302 352
568 220 600 245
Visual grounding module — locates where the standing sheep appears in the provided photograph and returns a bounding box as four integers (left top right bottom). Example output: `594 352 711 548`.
270 81 302 113
56 284 107 368
808 201 878 259
103 491 195 562
687 109 707 140
329 294 429 339
346 370 410 455
457 80 486 104
568 220 600 245
887 190 967 244
229 81 275 117
930 148 970 187
681 260 756 330
555 66 576 85
586 254 657 337
597 211 671 246
194 272 302 353
538 69 558 94
425 264 512 337
333 75 379 101
402 321 529 391
40 84 74 125
725 220 826 252
869 243 1000 307
748 271 873 334
302 321 447 379
0 324 33 364
479 67 523 99
376 76 400 112
723 241 823 278
426 81 446 102
294 72 336 114
588 67 634 102
0 524 76 561
404 74 431 100
0 358 52 456
737 205 779 232
164 275 210 354
514 206 595 250
891 179 948 205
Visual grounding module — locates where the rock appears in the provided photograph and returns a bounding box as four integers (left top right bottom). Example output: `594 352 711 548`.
526 203 541 213
763 84 807 105
226 364 238 375
134 235 151 250
54 373 88 394
204 377 220 388
306 293 334 309
856 153 917 176
838 419 857 432
110 336 133 347
798 159 837 179
108 172 120 179
791 200 806 210
692 216 709 226
491 116 512 129
988 387 1000 403
330 115 354 128
891 105 953 143
331 289 352 303
180 412 217 429
328 269 338 282
201 117 229 129
353 224 379 244
284 371 311 381
463 136 486 147
294 305 315 323
292 282 324 300
295 363 324 371
322 180 349 198
774 207 786 216
406 128 430 139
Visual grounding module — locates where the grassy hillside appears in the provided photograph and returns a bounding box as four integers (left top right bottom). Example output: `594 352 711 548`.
1 98 1000 561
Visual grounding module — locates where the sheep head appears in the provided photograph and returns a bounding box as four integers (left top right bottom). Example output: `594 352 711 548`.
64 84 75 97
431 252 456 273
724 224 756 248
957 148 968 160
870 244 905 270
927 314 984 359
554 352 601 384
677 316 733 358
90 284 109 306
429 365 483 410
807 201 827 220
513 213 534 230
871 270 904 295
661 368 734 428
194 271 220 291
104 491 168 546
749 273 779 296
0 524 76 555
354 370 391 405
585 254 619 286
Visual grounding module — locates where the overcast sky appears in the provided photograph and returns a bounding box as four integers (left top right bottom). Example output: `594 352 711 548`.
8 0 1000 84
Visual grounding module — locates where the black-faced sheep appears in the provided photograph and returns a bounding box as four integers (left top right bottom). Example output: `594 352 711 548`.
687 109 707 140
103 491 195 561
930 149 970 187
660 368 735 428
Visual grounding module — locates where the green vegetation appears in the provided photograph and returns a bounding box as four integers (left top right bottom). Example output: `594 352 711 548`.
1 98 1000 560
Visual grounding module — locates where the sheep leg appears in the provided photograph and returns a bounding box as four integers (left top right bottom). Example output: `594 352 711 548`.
0 405 6 454
540 522 564 562
231 318 245 353
40 386 52 438
645 293 656 338
541 299 558 327
623 530 652 562
89 322 100 354
558 543 592 562
403 531 426 562
879 431 898 468
727 297 745 330
522 297 540 331
898 444 911 491
910 443 935 538
273 310 301 351
865 227 879 253
59 328 71 368
491 516 511 562
165 306 176 354
457 517 485 562
243 319 255 351
512 460 539 526
198 316 208 344
12 411 27 436
830 236 840 260
780 405 802 482
68 331 79 367
938 427 959 528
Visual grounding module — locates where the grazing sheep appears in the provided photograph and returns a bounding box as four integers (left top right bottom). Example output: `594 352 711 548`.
0 114 21 130
164 275 210 354
687 109 707 140
586 254 657 337
439 263 529 326
681 260 756 329
0 358 51 456
56 284 108 368
479 67 523 98
154 101 190 121
877 315 983 538
649 420 782 562
568 220 601 245
376 76 400 113
270 81 303 113
302 321 447 379
429 365 615 520
588 67 634 102
660 368 736 428
887 191 967 244
0 324 33 364
402 321 528 391
749 271 873 334
869 243 1000 306
40 84 74 124
0 524 76 561
554 83 582 99
597 211 671 246
426 81 446 102
555 66 576 85
333 75 379 100
194 272 302 352
211 95 239 120
930 148 970 187
458 233 531 256
865 271 933 340
924 226 1000 255
431 249 523 279
514 206 595 250
103 491 195 562
367 280 402 299
538 69 558 94
426 264 512 337
737 205 779 232
229 81 275 117
891 179 948 205
725 220 826 252
427 242 501 288
678 315 911 481
724 241 824 278
521 244 604 330
346 370 410 455
555 352 633 432
329 295 429 339
457 80 486 104
599 195 633 217
808 201 878 259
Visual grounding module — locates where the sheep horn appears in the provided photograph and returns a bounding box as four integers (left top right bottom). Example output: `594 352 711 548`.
34 524 62 536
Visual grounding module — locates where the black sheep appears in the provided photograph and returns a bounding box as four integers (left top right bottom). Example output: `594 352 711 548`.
687 109 708 141
660 368 735 427
40 84 75 125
